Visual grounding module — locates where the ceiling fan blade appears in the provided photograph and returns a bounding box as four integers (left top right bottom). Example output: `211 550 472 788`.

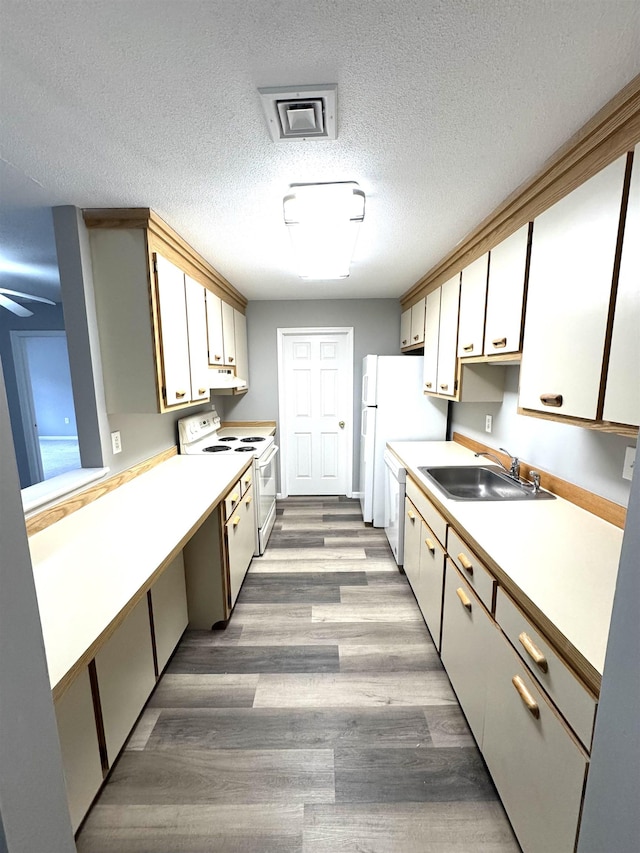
0 287 56 306
0 293 34 317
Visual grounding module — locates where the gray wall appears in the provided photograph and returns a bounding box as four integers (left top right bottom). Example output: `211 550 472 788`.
221 298 402 487
450 366 634 506
0 361 75 853
577 460 640 851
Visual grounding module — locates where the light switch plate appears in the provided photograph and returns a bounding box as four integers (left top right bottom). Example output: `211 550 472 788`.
485 415 493 433
622 446 635 481
111 430 122 454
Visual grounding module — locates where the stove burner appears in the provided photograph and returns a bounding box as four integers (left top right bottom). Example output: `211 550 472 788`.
234 446 255 452
203 445 231 453
218 436 237 442
241 436 266 442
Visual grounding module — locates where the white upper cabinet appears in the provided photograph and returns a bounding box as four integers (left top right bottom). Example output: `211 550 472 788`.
184 275 210 403
422 288 441 392
603 147 639 426
233 308 249 389
436 274 461 397
457 253 488 358
484 224 530 356
154 254 192 407
205 290 225 366
400 308 412 349
410 297 426 346
518 155 628 420
222 300 236 366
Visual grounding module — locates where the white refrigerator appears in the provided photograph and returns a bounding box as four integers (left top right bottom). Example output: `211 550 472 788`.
359 354 448 526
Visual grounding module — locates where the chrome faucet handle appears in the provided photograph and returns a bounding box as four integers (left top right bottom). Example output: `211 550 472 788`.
499 447 520 478
530 471 541 494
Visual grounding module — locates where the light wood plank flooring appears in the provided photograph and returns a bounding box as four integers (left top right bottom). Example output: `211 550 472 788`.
76 497 521 852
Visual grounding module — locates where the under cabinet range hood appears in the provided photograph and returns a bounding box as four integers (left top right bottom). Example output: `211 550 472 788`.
208 367 247 390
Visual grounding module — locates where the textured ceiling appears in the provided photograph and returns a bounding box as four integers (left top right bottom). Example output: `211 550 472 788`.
0 0 639 304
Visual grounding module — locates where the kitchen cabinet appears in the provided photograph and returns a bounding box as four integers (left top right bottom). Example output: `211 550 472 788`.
149 552 189 673
457 253 488 358
422 274 460 398
400 298 426 349
422 288 441 392
84 208 248 413
518 154 629 421
183 460 256 627
54 668 103 833
233 309 249 389
603 145 639 427
483 223 530 357
206 291 249 392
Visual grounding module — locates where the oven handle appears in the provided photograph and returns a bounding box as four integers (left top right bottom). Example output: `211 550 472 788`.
256 444 279 469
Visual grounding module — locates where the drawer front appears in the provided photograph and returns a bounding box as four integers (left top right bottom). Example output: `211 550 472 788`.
227 484 256 606
440 564 495 746
241 465 253 495
483 630 588 853
403 497 422 589
415 521 446 650
495 588 597 749
447 527 495 613
224 479 242 519
406 476 447 546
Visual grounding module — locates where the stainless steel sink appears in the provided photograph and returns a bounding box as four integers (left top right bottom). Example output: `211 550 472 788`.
418 465 555 501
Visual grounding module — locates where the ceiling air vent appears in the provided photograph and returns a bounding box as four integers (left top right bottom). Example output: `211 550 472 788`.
258 84 337 142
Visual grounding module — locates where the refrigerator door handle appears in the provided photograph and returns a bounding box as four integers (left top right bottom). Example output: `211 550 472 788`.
362 373 368 404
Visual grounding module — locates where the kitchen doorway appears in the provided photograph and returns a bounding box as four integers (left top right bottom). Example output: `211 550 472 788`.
277 327 353 497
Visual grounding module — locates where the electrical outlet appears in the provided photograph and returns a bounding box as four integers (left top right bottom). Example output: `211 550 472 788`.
485 415 493 433
622 446 635 481
111 430 122 455
64 417 70 424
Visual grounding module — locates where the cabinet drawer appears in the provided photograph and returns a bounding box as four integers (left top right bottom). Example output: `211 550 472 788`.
440 564 495 745
241 465 253 494
226 484 256 606
483 631 588 853
495 588 597 749
403 498 422 590
447 528 495 613
224 479 242 519
406 476 447 546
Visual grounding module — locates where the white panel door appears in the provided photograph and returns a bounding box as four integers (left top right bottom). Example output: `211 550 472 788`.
184 275 210 403
154 254 191 407
484 224 530 356
458 253 488 357
423 287 441 393
436 274 460 397
280 329 353 496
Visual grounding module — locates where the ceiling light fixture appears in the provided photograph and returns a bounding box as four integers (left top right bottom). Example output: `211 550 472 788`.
283 182 365 280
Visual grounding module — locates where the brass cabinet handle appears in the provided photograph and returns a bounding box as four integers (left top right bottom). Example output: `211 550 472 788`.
456 587 472 611
231 492 239 502
413 334 419 340
402 338 408 345
492 337 507 349
214 354 222 361
440 383 449 391
198 387 207 394
462 343 474 352
518 632 548 672
425 538 435 553
458 552 473 574
512 675 540 719
540 393 563 407
407 510 416 521
175 390 187 398
232 515 241 527
228 356 234 362
244 476 252 486
425 382 433 389
245 496 252 505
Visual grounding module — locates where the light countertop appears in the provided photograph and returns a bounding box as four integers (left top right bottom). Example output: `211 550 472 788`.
388 441 624 683
29 453 251 696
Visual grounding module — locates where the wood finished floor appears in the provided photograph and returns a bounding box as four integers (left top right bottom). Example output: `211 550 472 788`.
76 497 521 853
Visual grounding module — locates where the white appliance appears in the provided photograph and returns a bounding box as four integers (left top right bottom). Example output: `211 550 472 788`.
359 355 447 529
383 447 407 566
178 410 279 555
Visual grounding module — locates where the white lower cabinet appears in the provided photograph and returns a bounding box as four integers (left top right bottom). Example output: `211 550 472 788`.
226 483 256 606
482 631 589 853
94 596 156 765
440 565 495 745
150 552 189 673
414 522 445 650
54 668 103 833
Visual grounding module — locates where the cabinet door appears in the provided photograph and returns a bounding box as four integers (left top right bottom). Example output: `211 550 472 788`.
155 254 191 406
415 522 445 649
603 147 639 426
457 254 488 357
423 288 440 393
206 290 225 366
403 497 422 588
482 629 588 853
222 300 236 366
519 155 627 419
400 308 412 348
184 275 210 402
440 564 494 745
226 484 256 606
484 224 530 356
54 668 103 832
150 553 189 674
436 274 460 397
410 298 426 346
233 308 249 388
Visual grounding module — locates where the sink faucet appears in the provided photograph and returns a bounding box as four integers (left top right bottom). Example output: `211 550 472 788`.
475 447 521 480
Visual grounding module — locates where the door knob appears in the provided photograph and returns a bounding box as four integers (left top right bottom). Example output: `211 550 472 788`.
339 420 345 429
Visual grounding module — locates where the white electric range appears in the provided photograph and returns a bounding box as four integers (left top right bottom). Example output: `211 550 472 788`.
178 410 278 555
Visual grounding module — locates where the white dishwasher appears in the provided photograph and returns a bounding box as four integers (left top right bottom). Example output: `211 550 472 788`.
383 448 407 567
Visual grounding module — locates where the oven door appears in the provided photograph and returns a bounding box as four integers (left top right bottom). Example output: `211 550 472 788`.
255 444 278 553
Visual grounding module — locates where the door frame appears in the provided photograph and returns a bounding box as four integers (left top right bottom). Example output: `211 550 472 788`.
276 326 354 499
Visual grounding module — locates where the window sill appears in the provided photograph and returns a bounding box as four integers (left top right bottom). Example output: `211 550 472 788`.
22 468 110 515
